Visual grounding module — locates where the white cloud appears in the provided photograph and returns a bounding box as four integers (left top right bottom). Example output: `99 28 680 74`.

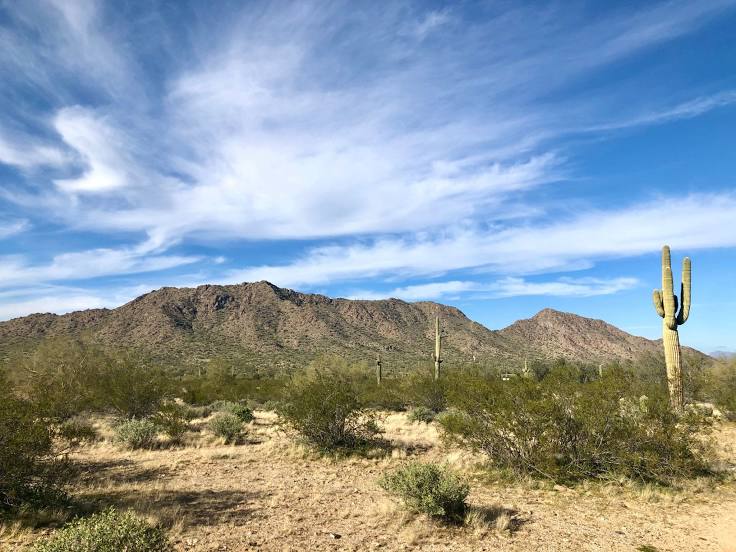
582 90 736 132
229 193 736 287
0 243 201 290
489 276 639 298
347 276 639 301
0 219 29 239
410 9 453 40
53 107 133 193
0 133 67 168
0 293 114 320
3 1 732 247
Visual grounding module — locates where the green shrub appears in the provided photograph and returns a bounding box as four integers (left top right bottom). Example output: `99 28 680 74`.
380 463 469 522
180 404 212 420
114 419 158 450
0 378 67 510
408 406 437 423
58 417 98 446
13 340 169 420
277 362 382 452
94 352 169 419
261 399 281 412
15 339 104 420
209 413 243 444
151 402 190 442
440 369 712 484
403 372 447 413
211 401 254 423
31 507 171 552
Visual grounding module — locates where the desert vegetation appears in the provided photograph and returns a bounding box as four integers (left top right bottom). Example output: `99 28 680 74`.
0 337 735 550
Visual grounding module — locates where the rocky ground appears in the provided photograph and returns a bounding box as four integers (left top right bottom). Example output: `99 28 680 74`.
3 413 736 552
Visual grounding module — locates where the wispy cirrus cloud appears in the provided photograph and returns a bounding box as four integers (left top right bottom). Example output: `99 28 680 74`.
0 219 29 239
347 276 639 301
2 0 735 249
228 193 736 288
0 244 201 290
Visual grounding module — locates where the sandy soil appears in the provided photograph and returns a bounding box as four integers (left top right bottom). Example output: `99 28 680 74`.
2 412 735 552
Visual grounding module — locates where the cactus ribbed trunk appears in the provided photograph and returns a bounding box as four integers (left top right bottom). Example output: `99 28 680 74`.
433 316 442 381
652 245 690 413
376 355 382 386
663 324 684 410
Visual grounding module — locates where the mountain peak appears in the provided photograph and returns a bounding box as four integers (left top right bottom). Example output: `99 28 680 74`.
533 308 568 319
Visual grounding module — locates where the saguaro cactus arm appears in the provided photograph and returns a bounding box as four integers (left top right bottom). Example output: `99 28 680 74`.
676 256 691 325
652 290 665 317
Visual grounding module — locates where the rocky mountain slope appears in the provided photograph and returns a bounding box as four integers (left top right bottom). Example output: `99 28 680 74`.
0 281 705 370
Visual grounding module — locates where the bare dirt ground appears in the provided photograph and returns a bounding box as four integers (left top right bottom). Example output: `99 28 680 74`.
2 412 736 552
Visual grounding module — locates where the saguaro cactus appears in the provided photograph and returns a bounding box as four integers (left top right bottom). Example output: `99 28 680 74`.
432 316 442 380
652 245 691 412
521 357 532 379
375 354 382 386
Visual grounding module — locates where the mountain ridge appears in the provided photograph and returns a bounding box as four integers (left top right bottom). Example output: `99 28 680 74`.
0 281 707 370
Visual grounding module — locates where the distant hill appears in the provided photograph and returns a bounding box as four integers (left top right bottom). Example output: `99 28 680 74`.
0 281 708 371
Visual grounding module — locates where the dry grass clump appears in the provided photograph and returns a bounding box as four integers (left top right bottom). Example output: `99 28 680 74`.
464 505 516 534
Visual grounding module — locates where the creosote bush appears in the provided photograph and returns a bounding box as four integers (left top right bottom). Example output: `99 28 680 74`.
0 374 67 511
31 507 171 552
114 419 158 450
403 371 447 413
13 339 170 421
181 404 213 420
211 400 254 423
209 413 244 444
380 463 469 523
440 367 712 484
408 406 437 424
58 417 99 446
151 401 190 442
277 358 382 452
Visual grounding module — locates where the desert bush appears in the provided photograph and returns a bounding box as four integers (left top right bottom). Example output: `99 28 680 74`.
12 339 170 420
261 399 281 412
696 359 736 415
440 368 711 484
403 371 447 413
211 401 254 423
180 403 212 420
14 339 104 420
408 406 437 423
209 413 243 444
380 463 469 522
359 383 407 411
58 417 98 446
0 377 67 511
31 507 171 552
277 360 382 452
95 352 170 419
114 419 158 450
151 402 190 442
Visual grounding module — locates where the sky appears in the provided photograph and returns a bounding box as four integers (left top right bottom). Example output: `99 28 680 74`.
0 0 735 353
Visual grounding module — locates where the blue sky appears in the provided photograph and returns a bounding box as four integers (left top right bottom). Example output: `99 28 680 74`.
1 0 735 352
